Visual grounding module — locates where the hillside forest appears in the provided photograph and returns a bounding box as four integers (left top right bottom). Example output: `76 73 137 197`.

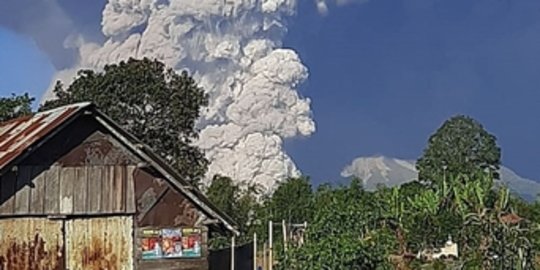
2 58 540 269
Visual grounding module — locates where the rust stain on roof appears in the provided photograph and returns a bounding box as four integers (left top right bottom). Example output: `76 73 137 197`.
0 102 91 171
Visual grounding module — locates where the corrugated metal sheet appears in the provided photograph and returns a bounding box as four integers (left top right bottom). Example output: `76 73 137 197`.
0 101 238 235
66 216 133 270
0 218 64 270
0 102 91 171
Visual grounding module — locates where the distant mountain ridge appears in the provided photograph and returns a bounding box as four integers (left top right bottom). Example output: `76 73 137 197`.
342 156 540 201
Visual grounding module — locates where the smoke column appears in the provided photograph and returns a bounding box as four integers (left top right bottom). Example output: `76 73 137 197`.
46 0 315 190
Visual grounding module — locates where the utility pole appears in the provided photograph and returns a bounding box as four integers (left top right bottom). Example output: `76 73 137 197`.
253 233 257 270
282 220 288 251
268 221 273 270
304 221 308 243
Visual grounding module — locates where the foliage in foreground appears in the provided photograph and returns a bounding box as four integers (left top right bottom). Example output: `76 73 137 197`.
268 174 538 269
0 93 34 122
206 171 540 268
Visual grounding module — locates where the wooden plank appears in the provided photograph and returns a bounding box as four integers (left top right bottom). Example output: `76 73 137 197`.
137 187 169 223
101 166 112 213
44 167 60 214
73 167 87 214
0 170 16 215
86 166 102 213
29 166 46 214
125 165 136 213
59 167 75 214
14 167 31 214
113 165 125 212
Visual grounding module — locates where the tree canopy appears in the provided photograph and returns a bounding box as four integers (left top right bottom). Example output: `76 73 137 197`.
264 176 314 225
205 174 262 248
0 93 34 122
416 115 501 186
41 58 209 185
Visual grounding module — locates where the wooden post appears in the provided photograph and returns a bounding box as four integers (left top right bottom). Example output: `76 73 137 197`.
304 221 308 243
282 220 287 251
253 233 257 270
269 221 273 270
231 236 236 270
263 242 267 270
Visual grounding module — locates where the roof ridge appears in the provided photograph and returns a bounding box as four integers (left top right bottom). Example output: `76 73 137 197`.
35 101 93 116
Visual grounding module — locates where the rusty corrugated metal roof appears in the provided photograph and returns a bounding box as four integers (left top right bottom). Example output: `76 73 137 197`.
0 102 92 171
0 101 239 235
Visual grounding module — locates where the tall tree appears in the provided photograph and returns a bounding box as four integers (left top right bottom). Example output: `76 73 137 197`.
206 174 262 248
416 115 501 186
41 58 209 185
206 175 239 217
0 93 34 122
265 176 314 224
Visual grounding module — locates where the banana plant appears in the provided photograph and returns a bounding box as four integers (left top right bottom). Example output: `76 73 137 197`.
407 189 440 217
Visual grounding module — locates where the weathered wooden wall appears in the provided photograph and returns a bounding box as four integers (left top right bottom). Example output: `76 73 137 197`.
0 218 64 270
0 165 136 216
0 115 217 270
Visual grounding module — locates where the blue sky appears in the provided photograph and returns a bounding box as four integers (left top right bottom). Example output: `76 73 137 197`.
284 0 540 183
1 0 540 184
0 28 54 107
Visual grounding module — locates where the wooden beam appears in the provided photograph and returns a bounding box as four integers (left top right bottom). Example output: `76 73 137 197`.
137 187 169 223
202 219 220 225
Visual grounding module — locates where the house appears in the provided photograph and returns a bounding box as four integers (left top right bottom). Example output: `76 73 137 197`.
0 102 239 270
416 235 459 261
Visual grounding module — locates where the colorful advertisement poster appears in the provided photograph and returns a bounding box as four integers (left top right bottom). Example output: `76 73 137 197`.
140 227 202 260
162 229 183 258
181 228 202 257
141 229 162 259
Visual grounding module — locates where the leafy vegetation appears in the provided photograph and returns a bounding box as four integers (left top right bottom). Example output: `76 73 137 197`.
206 175 263 248
416 115 501 186
0 93 34 122
225 171 537 269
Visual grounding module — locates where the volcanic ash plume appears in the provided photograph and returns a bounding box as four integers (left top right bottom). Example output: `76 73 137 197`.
50 0 315 190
